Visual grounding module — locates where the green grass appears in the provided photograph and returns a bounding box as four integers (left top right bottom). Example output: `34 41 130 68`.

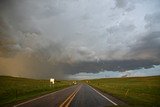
87 76 160 107
0 76 72 107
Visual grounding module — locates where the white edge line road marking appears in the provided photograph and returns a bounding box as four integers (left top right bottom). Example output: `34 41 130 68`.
88 85 118 106
14 85 78 107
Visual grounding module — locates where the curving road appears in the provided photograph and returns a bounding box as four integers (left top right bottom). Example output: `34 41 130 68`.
14 84 127 107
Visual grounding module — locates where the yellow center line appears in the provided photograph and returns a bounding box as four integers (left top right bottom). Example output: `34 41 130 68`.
65 85 81 107
59 87 78 107
59 85 82 107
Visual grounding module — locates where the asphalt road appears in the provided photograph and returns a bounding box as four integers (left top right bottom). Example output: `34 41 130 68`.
14 84 127 107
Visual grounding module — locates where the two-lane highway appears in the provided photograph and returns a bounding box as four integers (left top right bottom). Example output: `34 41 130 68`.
70 84 117 107
14 84 127 107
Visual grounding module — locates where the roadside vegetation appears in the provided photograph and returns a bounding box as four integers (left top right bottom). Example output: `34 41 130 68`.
0 76 72 107
87 76 160 107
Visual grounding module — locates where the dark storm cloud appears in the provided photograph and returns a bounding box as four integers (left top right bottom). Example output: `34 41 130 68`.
55 59 160 74
0 17 20 57
128 31 160 61
0 34 67 79
0 35 18 57
0 0 160 79
127 11 160 61
0 0 64 34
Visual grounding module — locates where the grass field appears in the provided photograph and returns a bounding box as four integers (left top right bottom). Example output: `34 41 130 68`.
87 76 160 107
0 76 72 107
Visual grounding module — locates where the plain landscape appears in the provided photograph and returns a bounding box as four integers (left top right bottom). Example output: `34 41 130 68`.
87 76 160 107
0 76 72 107
0 75 160 107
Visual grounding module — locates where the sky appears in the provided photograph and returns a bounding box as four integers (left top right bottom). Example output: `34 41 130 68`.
0 0 160 79
69 65 160 80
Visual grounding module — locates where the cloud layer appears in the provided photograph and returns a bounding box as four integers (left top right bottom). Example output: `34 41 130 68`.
0 0 160 79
